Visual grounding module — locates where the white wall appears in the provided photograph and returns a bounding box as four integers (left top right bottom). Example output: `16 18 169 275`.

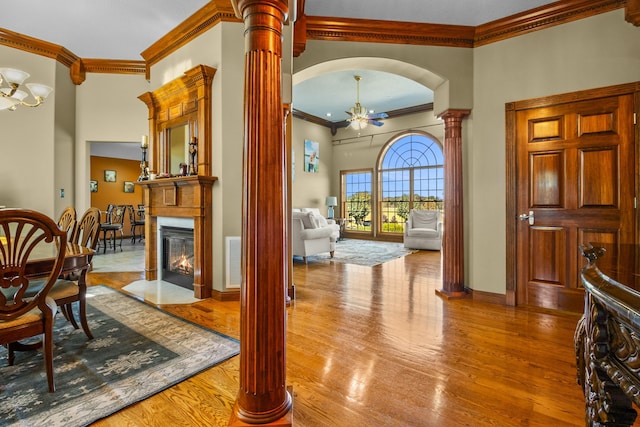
471 9 640 294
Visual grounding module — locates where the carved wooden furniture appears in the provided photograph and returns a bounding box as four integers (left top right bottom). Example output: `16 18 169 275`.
47 206 101 339
0 209 68 393
57 205 77 239
575 244 640 426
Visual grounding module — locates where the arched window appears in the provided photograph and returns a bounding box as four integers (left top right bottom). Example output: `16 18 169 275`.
378 132 444 234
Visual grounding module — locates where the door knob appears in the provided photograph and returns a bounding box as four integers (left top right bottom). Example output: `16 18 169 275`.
519 210 534 225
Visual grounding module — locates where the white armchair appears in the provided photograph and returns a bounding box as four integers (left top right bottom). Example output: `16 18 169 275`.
292 209 337 263
404 209 442 250
298 208 340 241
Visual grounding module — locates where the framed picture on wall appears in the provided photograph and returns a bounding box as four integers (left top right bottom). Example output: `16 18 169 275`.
104 170 116 182
123 181 135 193
89 180 98 193
304 139 319 173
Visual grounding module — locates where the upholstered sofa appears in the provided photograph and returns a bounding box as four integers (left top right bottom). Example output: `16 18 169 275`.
292 208 339 263
403 209 442 250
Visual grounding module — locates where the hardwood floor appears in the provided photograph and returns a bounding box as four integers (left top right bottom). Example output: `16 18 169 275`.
88 250 590 426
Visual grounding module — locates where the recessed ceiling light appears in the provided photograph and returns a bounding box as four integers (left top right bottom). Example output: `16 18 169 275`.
326 112 332 117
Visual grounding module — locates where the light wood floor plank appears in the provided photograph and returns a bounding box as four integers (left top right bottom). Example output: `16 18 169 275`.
87 250 597 426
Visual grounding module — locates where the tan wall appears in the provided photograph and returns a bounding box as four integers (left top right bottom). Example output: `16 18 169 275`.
75 73 150 215
152 22 246 292
0 46 58 217
90 156 144 237
471 9 640 295
291 118 333 214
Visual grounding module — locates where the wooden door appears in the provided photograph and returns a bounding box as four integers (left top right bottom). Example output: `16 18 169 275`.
516 94 635 312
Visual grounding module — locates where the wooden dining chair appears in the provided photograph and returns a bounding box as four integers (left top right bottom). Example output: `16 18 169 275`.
46 207 101 339
126 204 145 243
0 208 68 393
99 204 125 253
57 205 77 240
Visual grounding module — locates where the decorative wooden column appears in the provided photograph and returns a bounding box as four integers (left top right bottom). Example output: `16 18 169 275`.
230 0 292 426
436 109 470 299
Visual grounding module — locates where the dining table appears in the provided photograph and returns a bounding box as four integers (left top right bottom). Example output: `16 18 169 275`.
25 241 95 280
4 241 95 359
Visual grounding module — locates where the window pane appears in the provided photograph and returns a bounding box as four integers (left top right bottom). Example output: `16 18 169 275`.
342 171 372 232
380 133 444 234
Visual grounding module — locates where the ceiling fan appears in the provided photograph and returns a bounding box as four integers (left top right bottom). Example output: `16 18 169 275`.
343 75 388 131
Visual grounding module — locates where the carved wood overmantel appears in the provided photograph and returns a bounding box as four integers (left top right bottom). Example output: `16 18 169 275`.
138 65 216 177
137 65 219 300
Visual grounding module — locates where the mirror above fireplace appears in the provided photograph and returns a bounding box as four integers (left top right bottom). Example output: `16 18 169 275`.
138 64 216 177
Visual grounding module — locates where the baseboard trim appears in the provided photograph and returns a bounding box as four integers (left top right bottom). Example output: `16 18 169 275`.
471 288 507 305
212 288 240 301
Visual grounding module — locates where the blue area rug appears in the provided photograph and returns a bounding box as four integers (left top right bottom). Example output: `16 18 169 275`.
0 286 239 427
299 238 418 267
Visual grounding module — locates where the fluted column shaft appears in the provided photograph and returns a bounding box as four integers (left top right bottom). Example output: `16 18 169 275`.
230 0 292 425
437 109 470 299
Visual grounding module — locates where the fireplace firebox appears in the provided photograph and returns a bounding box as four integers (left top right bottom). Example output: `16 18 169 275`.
161 226 195 290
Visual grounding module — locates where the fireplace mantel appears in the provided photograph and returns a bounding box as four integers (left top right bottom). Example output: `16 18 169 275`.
137 175 217 299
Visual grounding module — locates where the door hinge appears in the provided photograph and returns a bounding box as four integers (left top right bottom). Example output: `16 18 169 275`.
636 197 638 209
634 112 637 125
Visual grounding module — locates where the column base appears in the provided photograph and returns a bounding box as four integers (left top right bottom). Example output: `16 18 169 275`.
229 387 293 426
435 288 470 300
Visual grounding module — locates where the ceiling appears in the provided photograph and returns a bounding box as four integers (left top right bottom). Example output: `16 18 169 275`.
1 0 557 127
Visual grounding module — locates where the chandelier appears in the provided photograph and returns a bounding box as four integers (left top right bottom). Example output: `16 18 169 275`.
0 68 53 111
348 75 369 130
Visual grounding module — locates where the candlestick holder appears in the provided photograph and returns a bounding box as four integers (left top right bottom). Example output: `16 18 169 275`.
138 144 150 181
188 136 198 176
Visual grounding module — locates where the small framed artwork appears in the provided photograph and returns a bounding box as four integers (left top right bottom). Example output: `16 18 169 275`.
123 181 135 193
104 170 116 182
89 180 98 193
304 139 319 173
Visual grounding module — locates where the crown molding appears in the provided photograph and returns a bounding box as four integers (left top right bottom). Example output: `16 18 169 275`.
626 0 640 25
306 16 475 48
0 0 633 82
141 0 241 72
297 0 627 55
70 59 146 85
474 0 626 46
0 28 78 67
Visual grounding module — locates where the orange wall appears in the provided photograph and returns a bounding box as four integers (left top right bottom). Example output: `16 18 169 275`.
90 156 143 237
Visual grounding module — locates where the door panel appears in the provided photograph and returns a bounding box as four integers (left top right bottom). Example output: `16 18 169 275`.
516 94 635 311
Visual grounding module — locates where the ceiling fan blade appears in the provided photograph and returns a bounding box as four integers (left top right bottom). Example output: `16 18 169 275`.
336 120 351 128
368 112 388 119
368 119 384 126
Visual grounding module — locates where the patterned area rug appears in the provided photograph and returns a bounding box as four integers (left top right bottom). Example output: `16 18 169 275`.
0 286 239 427
298 238 419 267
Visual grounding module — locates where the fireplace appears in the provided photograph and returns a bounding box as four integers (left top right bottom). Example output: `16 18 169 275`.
161 226 195 290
